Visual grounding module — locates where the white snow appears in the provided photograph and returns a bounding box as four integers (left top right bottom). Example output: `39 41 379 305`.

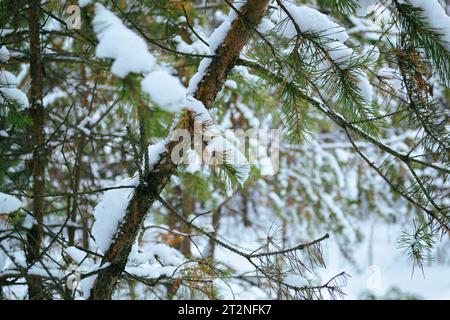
236 102 259 128
284 273 309 288
174 35 209 55
92 4 156 78
43 89 67 107
324 41 355 68
187 57 212 95
0 193 23 272
356 73 373 102
225 79 238 90
398 0 450 51
356 0 378 16
149 243 184 266
66 246 88 264
378 67 405 93
187 0 241 94
185 149 202 173
185 95 213 123
147 140 168 169
141 69 186 112
0 192 23 214
269 191 284 208
227 1 246 21
183 96 251 186
258 18 275 33
208 20 231 53
91 176 139 253
276 2 374 103
320 223 450 299
0 70 18 86
91 140 167 253
280 4 349 43
0 70 29 109
80 261 110 298
259 156 276 176
92 5 194 114
205 135 250 186
0 238 8 272
362 45 380 65
0 46 9 62
126 265 177 278
0 88 29 109
78 0 92 7
123 242 184 280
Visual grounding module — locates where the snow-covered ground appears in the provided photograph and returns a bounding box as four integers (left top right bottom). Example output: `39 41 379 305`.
212 219 450 300
321 223 450 299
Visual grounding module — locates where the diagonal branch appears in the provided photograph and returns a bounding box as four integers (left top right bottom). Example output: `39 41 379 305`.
88 0 271 300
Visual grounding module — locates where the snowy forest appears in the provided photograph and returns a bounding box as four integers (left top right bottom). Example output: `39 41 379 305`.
0 0 449 300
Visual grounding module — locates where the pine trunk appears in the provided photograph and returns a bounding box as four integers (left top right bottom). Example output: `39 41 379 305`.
26 0 45 300
88 0 271 299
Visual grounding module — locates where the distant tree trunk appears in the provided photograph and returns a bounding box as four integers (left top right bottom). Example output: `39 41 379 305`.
26 0 45 300
165 185 192 257
68 138 85 245
68 64 90 246
81 210 90 250
206 206 222 259
88 0 271 299
179 187 193 257
242 192 251 227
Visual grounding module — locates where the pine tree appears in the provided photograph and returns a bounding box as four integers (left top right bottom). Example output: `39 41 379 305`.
0 0 448 300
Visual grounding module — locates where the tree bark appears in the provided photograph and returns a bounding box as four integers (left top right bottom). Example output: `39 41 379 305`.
88 0 270 299
68 137 85 245
26 0 45 300
206 206 222 259
178 187 194 258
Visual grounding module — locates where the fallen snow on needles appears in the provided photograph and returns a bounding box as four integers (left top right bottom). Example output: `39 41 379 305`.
92 4 156 78
91 176 139 253
0 192 23 214
141 69 186 113
398 0 450 51
92 141 167 253
0 60 29 109
0 192 23 272
93 4 191 113
276 2 374 103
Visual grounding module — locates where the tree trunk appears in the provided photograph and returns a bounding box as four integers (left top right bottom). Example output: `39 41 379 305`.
68 137 85 245
179 187 194 257
88 0 270 299
26 0 45 300
206 206 222 259
68 63 89 246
